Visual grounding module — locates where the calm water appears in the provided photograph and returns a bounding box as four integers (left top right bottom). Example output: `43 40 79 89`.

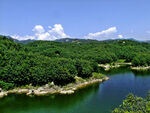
0 67 150 113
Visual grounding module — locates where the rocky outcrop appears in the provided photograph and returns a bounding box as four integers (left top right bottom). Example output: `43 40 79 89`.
0 76 109 98
60 90 74 94
99 64 121 71
131 66 150 71
0 91 7 98
99 63 132 71
0 88 8 98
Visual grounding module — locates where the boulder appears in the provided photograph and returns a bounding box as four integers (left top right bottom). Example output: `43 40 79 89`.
60 90 74 94
0 91 8 98
17 89 29 94
45 84 49 88
49 82 54 86
26 89 34 95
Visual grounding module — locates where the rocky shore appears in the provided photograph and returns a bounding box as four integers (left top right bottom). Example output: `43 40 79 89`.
99 62 150 71
131 66 150 71
99 62 132 71
0 76 109 98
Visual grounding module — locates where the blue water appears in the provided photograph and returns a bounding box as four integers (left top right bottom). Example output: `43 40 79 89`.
0 67 150 113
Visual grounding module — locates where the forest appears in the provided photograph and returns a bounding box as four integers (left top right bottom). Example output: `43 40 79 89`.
0 35 150 90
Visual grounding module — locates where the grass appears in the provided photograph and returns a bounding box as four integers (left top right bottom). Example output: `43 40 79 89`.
75 72 105 83
75 76 85 83
116 59 126 63
91 72 105 79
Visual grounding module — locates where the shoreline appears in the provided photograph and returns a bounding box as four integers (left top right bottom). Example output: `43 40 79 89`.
99 62 150 71
131 66 150 71
1 63 149 98
98 62 132 71
0 75 109 98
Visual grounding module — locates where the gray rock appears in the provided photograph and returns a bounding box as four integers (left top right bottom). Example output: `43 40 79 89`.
49 82 54 86
0 91 8 98
60 90 74 94
45 84 49 88
17 89 29 94
27 89 34 95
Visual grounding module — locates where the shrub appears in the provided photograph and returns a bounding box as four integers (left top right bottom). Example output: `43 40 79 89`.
0 81 14 90
92 72 104 79
112 93 150 113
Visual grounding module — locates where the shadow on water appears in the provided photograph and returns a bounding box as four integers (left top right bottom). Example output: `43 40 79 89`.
132 70 150 76
0 84 100 113
99 66 150 76
98 66 131 76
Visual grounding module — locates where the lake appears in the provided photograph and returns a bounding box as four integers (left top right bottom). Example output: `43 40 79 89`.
0 67 150 113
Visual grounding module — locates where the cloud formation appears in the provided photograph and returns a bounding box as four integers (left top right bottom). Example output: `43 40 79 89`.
118 34 123 38
12 24 69 40
12 25 121 41
48 24 69 39
11 35 35 40
32 25 45 33
84 27 117 40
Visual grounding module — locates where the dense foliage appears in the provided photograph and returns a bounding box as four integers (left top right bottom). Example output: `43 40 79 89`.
25 39 150 65
112 93 150 113
132 54 150 66
1 35 150 89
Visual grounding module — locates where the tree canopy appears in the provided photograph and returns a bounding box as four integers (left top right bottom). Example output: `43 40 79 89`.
1 35 150 89
112 93 150 113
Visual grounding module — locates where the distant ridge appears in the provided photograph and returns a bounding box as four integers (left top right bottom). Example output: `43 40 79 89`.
0 35 35 44
145 40 150 43
14 39 35 44
1 35 150 44
55 38 150 43
55 38 99 43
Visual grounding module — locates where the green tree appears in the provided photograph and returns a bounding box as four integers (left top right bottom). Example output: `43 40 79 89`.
112 93 150 113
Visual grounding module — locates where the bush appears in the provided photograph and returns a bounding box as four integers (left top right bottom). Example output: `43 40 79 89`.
0 81 14 90
112 93 150 113
92 72 104 79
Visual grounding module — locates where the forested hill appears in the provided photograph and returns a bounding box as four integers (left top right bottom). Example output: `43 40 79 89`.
25 38 150 65
0 35 35 44
0 35 150 90
55 38 99 43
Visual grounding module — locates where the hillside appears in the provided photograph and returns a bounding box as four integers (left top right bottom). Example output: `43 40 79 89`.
0 35 150 90
55 38 99 43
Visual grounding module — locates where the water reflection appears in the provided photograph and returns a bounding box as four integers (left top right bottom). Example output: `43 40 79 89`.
132 70 150 76
99 66 150 76
98 66 131 75
0 67 150 113
0 84 100 113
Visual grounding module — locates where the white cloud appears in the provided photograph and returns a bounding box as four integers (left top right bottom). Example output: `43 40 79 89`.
12 24 69 40
118 34 123 38
84 27 117 40
11 25 122 41
32 25 45 33
35 32 50 40
11 35 35 40
48 24 69 39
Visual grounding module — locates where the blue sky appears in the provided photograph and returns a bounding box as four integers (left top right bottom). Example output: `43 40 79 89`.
0 0 150 40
